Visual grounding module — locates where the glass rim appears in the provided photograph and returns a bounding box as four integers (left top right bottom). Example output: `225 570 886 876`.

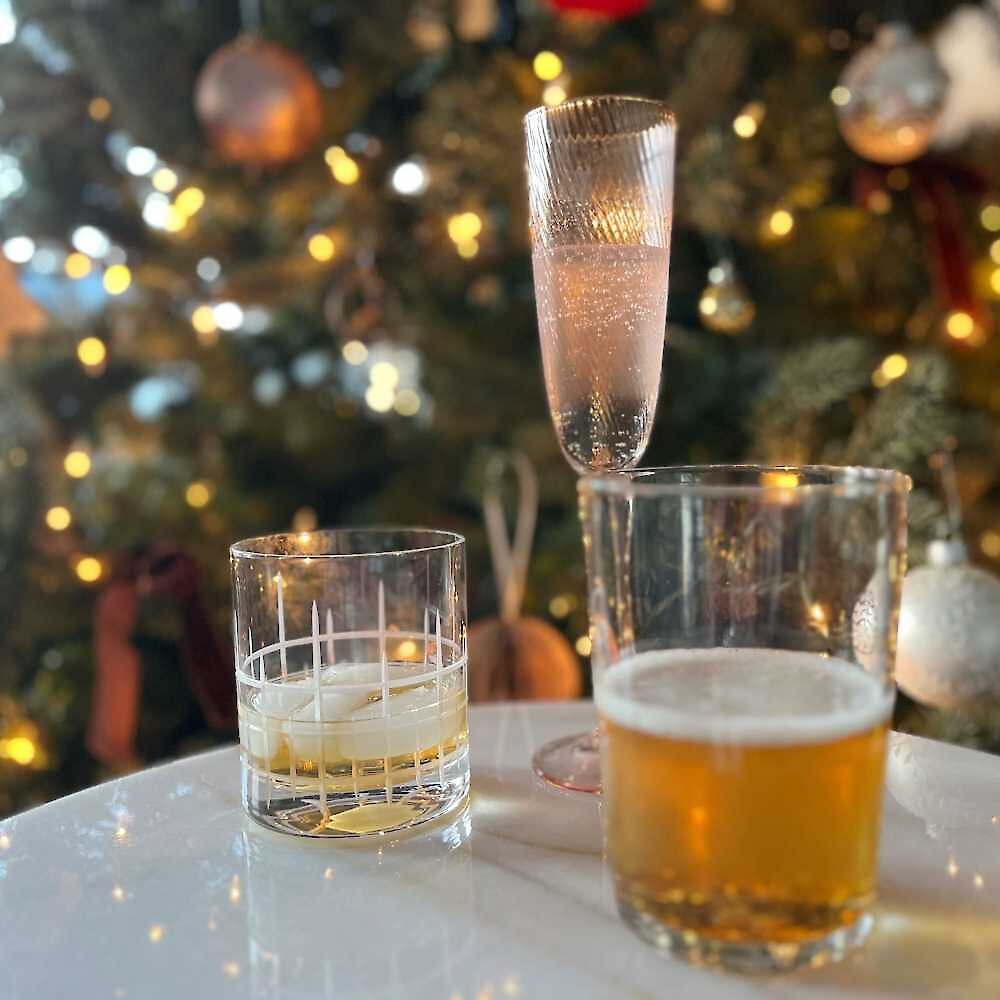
579 464 912 499
523 94 676 132
230 527 465 561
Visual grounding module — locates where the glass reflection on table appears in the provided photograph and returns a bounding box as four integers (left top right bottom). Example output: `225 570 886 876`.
243 808 473 999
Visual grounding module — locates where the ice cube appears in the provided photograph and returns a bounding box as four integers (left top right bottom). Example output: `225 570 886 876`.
336 681 464 759
241 707 285 762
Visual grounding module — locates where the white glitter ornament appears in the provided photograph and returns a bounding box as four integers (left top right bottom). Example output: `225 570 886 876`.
836 23 948 165
895 538 1000 708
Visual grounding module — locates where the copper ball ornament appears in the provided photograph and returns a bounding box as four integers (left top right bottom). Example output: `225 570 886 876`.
195 36 323 169
468 617 582 703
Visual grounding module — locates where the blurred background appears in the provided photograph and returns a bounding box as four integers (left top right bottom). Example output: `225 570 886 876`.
2 0 1000 815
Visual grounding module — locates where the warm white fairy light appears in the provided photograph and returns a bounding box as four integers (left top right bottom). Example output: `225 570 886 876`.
125 146 157 177
72 225 111 258
2 236 34 263
370 361 399 389
342 340 368 364
390 160 428 196
213 301 244 331
197 257 221 282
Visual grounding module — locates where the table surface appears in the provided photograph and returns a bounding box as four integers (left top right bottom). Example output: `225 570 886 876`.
2 702 999 1000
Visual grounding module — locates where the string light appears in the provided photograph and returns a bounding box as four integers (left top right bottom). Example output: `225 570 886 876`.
980 204 1000 232
103 264 132 295
342 340 368 365
732 101 765 139
370 361 399 389
111 885 126 902
213 301 243 331
72 225 110 258
174 186 205 216
325 146 360 185
3 236 35 263
125 147 157 177
542 84 567 108
991 239 1000 265
830 86 851 107
532 51 563 81
980 530 1000 558
162 205 187 233
447 211 482 243
197 257 221 282
152 167 178 193
549 595 572 618
365 384 395 413
185 480 214 508
88 96 111 121
991 270 1000 296
945 310 975 340
221 961 240 979
77 336 107 367
867 190 891 214
191 305 217 337
760 471 799 489
768 209 795 237
394 389 421 416
456 238 479 259
877 353 908 384
148 925 165 943
45 506 72 531
308 233 336 262
0 736 36 766
64 449 91 478
575 635 592 656
291 506 318 533
733 114 757 138
64 252 92 279
75 556 103 583
390 160 428 196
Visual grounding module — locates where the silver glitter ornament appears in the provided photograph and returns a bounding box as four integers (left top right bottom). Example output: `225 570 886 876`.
836 23 948 165
896 539 1000 708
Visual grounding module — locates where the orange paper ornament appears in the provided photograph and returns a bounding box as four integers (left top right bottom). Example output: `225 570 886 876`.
467 453 582 703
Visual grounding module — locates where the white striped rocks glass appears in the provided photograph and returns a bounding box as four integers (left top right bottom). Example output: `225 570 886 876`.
231 529 468 838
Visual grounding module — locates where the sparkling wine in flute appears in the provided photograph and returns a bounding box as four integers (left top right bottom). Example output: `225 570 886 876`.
532 244 669 474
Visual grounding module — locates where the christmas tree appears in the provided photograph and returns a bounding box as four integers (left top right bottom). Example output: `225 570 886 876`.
2 0 1000 814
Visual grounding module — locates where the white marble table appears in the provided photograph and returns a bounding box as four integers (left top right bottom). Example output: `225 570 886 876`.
2 703 999 999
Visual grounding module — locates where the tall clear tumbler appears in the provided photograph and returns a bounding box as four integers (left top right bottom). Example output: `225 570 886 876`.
232 529 469 838
579 466 909 971
525 96 675 792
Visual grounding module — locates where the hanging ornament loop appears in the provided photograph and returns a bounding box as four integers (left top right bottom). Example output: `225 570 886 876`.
482 452 539 624
240 0 262 34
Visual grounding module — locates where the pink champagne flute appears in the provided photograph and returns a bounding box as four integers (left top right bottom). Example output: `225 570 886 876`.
524 96 675 792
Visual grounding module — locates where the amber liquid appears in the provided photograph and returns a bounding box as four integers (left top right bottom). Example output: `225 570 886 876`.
598 649 891 945
240 694 468 794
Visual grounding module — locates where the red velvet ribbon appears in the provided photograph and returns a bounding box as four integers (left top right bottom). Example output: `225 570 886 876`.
854 158 992 336
87 546 235 767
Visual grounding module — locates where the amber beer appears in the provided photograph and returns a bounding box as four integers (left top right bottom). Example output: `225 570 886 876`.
597 648 892 954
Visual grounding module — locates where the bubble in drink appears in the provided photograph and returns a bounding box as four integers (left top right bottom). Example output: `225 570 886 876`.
532 244 669 473
596 648 893 948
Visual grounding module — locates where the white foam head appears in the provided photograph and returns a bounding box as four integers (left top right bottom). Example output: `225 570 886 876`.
596 647 893 745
